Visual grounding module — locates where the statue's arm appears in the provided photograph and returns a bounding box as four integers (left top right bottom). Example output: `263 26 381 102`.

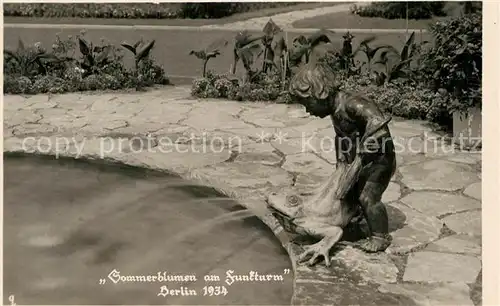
361 116 394 155
344 97 391 154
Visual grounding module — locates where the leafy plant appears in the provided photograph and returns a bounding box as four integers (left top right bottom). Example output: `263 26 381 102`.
321 31 362 75
121 39 156 68
232 30 264 76
261 19 283 74
418 13 482 114
4 31 169 95
353 36 394 71
288 29 335 69
121 39 156 90
339 72 453 127
189 38 228 77
272 35 290 91
4 39 65 77
372 32 426 85
339 32 355 70
77 36 113 77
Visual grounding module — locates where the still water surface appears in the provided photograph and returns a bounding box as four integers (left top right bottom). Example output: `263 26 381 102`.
3 155 293 305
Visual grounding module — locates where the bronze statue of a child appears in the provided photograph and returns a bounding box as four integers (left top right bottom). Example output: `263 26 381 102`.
289 62 397 252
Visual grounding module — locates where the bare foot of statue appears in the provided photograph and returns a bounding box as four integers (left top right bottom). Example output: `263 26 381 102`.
358 234 392 253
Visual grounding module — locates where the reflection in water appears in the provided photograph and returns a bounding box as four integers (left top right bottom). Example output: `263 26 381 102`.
3 155 293 305
163 209 255 244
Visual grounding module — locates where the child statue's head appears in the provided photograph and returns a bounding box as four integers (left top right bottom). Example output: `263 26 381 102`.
288 62 339 118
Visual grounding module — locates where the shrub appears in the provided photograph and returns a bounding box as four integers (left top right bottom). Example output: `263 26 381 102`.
180 3 237 19
191 71 289 102
3 39 61 78
138 58 170 87
3 75 32 94
180 2 299 19
3 3 181 19
355 2 446 20
4 3 300 19
191 69 453 126
339 73 453 127
31 75 65 93
418 13 482 115
192 72 237 99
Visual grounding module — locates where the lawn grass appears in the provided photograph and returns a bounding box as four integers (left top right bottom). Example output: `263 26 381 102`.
292 2 463 29
4 2 345 27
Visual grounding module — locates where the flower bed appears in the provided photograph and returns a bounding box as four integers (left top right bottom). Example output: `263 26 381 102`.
192 70 452 127
190 12 481 131
191 71 293 103
3 31 169 95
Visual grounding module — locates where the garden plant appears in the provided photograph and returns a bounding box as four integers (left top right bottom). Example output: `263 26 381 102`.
189 38 229 78
190 10 481 131
4 31 169 94
3 4 481 132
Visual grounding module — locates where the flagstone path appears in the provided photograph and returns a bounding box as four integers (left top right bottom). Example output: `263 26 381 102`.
3 85 482 305
200 2 371 31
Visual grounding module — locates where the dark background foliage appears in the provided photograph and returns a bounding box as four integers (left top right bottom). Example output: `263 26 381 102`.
355 2 447 20
418 13 482 115
4 2 301 19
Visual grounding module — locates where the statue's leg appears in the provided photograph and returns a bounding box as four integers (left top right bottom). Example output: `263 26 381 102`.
356 162 394 253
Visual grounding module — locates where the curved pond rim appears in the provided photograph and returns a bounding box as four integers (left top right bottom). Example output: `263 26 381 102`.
3 151 298 305
4 152 297 305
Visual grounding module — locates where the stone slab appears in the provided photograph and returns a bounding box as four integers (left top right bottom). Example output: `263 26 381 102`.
190 161 293 193
464 182 481 200
400 160 479 191
333 246 399 284
386 202 443 254
383 182 402 203
403 251 481 283
400 191 481 217
379 282 474 306
281 153 333 178
234 143 283 166
442 210 482 237
424 234 481 256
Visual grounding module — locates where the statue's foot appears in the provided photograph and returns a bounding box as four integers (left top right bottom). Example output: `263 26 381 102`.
358 234 392 253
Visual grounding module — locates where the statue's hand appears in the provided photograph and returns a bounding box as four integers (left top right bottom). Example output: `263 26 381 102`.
336 155 348 169
359 140 381 154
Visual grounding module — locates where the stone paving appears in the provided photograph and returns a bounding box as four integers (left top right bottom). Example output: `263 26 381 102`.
3 86 482 305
